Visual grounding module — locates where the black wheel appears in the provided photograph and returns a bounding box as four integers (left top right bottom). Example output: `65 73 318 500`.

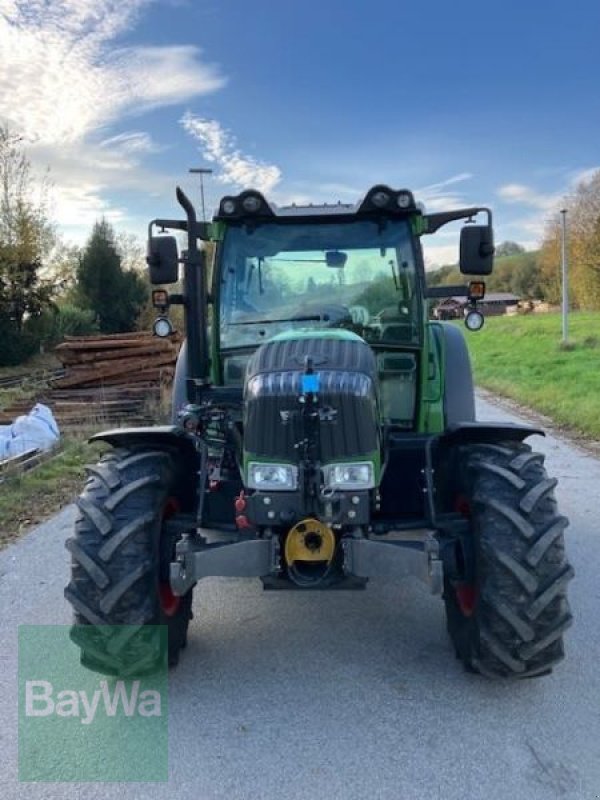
65 448 194 675
444 442 574 678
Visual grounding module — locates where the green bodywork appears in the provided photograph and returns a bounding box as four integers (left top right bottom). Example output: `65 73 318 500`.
202 211 448 482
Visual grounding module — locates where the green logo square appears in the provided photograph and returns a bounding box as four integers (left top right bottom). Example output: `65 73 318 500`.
18 625 168 782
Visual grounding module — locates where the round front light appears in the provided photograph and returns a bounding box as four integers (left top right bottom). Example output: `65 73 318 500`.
371 191 391 208
464 309 485 332
242 195 261 213
153 316 174 338
221 199 236 215
396 192 412 208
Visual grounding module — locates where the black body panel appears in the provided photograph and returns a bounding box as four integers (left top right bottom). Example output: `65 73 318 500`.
243 336 379 462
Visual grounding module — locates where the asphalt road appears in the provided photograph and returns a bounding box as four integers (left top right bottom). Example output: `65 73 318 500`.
1 393 599 799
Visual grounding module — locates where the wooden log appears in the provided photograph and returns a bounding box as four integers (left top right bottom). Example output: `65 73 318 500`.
57 342 176 366
52 355 176 389
62 331 152 342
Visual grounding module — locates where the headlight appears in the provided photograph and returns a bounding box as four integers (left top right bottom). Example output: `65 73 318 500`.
324 462 375 490
152 316 173 338
247 462 297 491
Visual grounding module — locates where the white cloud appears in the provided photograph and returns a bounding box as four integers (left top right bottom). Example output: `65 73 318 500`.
570 166 600 186
0 1 225 145
422 243 461 269
495 168 600 243
0 0 227 241
181 113 282 194
497 183 561 212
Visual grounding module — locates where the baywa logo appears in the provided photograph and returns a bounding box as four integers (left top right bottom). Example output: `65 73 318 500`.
25 679 162 725
19 625 168 782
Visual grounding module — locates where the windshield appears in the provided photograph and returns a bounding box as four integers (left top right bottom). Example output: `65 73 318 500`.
218 219 420 349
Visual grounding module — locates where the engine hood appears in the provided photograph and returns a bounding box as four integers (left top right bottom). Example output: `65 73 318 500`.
243 331 380 464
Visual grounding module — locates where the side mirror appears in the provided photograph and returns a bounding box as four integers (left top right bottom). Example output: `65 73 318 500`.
147 236 179 284
459 225 494 275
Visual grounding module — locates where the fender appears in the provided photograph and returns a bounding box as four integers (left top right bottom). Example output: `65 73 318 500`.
440 323 476 425
90 425 200 470
172 340 188 423
439 421 544 446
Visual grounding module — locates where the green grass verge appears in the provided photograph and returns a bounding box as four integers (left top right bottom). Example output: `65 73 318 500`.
0 438 105 548
462 311 600 438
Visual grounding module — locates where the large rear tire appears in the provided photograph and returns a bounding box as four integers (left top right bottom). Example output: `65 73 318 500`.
444 442 574 678
65 448 193 675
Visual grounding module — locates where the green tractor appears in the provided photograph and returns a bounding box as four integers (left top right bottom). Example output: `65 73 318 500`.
65 184 573 678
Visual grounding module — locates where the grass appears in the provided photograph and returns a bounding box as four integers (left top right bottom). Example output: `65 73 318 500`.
0 437 106 549
461 311 600 439
0 351 61 379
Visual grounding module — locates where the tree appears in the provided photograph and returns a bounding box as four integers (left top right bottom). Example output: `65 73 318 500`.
0 126 57 364
76 219 147 333
495 241 525 258
539 170 600 310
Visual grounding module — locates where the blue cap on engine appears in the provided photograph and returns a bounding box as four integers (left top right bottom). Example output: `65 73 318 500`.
301 373 320 394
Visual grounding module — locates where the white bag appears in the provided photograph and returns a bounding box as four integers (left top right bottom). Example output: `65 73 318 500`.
0 403 60 459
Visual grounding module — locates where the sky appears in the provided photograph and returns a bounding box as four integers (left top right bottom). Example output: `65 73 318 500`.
1 0 599 267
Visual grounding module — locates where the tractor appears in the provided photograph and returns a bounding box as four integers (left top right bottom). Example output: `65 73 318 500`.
65 184 573 678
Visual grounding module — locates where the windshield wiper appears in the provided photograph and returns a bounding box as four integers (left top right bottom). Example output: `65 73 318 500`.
229 315 325 325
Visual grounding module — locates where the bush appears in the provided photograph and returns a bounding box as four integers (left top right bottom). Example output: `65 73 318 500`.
0 318 39 366
1 305 100 365
53 304 99 339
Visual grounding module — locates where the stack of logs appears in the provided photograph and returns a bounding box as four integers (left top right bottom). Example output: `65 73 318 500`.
0 332 181 429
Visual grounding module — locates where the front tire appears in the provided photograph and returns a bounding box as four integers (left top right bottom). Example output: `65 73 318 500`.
65 448 193 675
444 442 574 678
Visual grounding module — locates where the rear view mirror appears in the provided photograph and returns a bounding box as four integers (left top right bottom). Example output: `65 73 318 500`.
459 225 494 275
147 236 179 284
325 250 347 268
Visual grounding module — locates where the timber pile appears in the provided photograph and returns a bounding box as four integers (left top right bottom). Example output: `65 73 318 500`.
0 332 180 428
53 331 180 390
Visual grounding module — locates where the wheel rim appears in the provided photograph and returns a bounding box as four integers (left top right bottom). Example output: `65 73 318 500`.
455 584 477 617
160 497 181 617
454 495 477 617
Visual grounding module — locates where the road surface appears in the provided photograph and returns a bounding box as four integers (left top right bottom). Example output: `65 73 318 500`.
1 393 598 799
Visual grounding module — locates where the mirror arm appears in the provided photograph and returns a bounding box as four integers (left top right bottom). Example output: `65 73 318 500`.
148 218 210 239
425 285 470 299
424 207 492 234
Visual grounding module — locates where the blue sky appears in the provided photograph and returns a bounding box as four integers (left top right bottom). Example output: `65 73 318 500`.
2 0 599 265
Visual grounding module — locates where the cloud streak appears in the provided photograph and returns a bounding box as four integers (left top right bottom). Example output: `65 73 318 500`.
416 172 475 211
181 113 282 194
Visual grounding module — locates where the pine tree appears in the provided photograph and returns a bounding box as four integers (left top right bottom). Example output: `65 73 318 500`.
76 219 147 333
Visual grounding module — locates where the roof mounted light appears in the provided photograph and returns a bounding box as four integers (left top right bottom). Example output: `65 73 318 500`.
221 198 237 215
214 190 275 221
371 190 391 208
359 185 416 215
242 194 262 213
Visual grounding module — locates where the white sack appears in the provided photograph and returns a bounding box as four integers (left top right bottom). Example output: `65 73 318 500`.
0 403 60 459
